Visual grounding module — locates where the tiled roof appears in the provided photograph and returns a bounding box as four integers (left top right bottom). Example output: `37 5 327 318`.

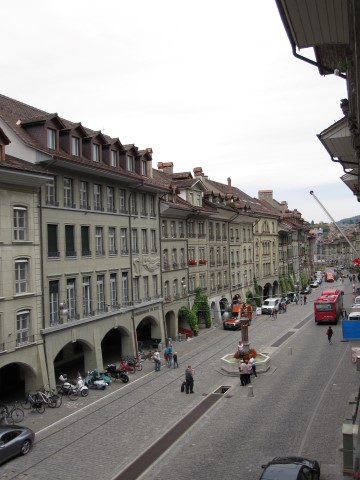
204 178 278 216
2 154 52 175
0 94 165 190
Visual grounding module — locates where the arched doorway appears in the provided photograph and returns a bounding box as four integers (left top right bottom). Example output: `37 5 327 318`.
272 281 279 297
0 363 36 401
54 341 91 379
136 316 161 349
101 328 124 365
165 311 176 339
263 283 272 300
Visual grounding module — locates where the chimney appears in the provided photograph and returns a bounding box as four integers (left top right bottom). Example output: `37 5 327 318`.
227 177 232 193
258 190 273 202
157 162 173 173
193 167 203 177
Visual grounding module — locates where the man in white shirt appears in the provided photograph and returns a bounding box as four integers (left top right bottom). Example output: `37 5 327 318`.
153 351 161 371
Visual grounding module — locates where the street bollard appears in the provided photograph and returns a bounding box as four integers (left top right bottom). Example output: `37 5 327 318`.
288 347 292 355
248 385 254 397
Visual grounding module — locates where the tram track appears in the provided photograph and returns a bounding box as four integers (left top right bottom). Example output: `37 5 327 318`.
5 312 314 479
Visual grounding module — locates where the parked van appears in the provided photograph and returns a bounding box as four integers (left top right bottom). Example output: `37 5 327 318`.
348 312 360 321
261 297 281 315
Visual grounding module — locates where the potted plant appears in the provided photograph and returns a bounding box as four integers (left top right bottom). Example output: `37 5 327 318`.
188 259 197 265
199 259 207 264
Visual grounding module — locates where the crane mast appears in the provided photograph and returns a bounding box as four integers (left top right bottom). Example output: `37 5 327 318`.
309 190 359 258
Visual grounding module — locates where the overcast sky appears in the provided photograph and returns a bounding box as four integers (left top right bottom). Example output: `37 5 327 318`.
2 0 356 223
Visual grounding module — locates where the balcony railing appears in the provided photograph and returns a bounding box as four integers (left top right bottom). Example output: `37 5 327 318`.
64 201 76 209
16 335 35 348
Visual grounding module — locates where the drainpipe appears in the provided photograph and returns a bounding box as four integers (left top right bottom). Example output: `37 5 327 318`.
128 190 138 360
158 195 168 343
38 189 51 387
291 43 347 79
275 0 347 79
228 211 239 303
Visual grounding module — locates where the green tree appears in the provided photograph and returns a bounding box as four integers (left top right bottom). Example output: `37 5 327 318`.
192 288 212 328
178 306 199 336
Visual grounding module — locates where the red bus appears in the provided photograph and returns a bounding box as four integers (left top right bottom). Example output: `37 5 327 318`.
314 289 343 324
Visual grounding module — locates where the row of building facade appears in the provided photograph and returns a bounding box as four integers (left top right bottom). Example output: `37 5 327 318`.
0 93 317 395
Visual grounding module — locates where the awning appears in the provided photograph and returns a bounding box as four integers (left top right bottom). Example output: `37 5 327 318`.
275 0 349 49
318 117 358 173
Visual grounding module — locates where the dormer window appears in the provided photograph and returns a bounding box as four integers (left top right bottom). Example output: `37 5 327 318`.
72 136 80 156
111 150 118 167
92 143 100 162
47 128 56 150
127 155 134 172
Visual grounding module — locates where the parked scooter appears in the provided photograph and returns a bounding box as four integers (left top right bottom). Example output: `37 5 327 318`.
57 374 89 400
99 371 111 385
105 364 129 383
84 369 107 390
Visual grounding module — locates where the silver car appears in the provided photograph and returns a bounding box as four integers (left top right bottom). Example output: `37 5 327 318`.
0 425 35 464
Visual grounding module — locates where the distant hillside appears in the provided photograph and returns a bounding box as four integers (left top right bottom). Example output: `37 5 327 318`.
337 215 360 225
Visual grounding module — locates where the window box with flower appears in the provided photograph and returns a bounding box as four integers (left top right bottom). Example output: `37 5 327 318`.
188 259 197 266
199 259 207 265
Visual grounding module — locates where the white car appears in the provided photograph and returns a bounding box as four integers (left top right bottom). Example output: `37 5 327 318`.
261 297 281 315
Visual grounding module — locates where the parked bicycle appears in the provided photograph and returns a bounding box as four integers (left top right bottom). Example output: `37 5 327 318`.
139 350 153 361
119 356 143 373
0 402 24 424
21 393 45 413
35 386 62 408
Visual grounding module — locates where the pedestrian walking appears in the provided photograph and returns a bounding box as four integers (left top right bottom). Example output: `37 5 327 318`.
327 326 333 344
165 344 173 367
249 356 257 378
300 295 303 305
152 350 161 371
303 295 307 305
342 309 347 319
185 365 194 394
294 294 298 305
238 359 247 386
270 306 277 320
245 359 252 384
173 351 179 368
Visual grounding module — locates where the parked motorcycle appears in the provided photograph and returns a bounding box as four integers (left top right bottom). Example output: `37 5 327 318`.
57 374 89 400
118 359 136 374
84 369 107 390
105 364 129 383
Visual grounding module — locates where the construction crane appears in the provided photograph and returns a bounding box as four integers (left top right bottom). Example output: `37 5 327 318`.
309 190 360 258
